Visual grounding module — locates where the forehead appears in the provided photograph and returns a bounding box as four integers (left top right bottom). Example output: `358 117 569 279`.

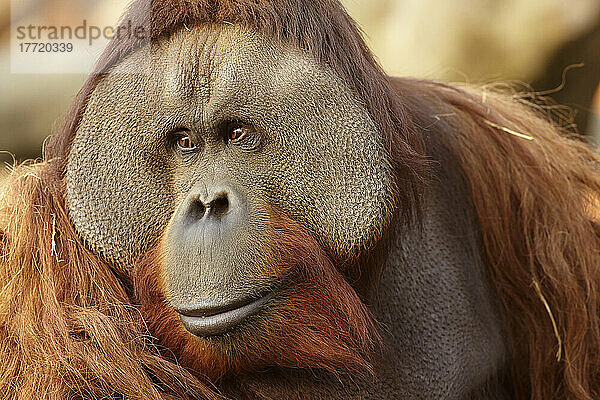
107 24 345 133
158 25 275 97
114 25 325 107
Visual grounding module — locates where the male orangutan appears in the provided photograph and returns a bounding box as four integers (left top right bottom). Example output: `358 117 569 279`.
1 1 599 399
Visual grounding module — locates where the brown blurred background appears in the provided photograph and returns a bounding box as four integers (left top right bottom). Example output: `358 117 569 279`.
1 0 599 170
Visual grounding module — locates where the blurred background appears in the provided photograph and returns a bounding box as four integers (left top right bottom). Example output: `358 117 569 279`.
0 0 599 170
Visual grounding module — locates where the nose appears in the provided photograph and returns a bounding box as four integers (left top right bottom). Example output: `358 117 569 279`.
184 184 244 223
190 192 230 220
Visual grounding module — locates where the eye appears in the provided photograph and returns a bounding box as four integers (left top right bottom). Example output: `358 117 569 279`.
226 122 249 142
172 130 196 151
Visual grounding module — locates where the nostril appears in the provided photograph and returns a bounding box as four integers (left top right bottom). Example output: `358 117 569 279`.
185 190 235 222
189 199 207 220
210 195 229 217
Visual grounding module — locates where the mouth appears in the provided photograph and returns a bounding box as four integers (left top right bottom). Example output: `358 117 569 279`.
176 291 275 337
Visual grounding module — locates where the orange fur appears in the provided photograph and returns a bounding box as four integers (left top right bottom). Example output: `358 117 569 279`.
0 163 219 399
134 210 381 381
405 81 600 399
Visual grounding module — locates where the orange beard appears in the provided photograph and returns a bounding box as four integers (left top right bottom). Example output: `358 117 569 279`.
133 210 380 381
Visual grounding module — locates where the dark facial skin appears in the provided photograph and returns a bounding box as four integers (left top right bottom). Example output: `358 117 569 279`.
66 25 395 336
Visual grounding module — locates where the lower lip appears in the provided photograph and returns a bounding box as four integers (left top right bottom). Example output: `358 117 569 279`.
178 292 274 337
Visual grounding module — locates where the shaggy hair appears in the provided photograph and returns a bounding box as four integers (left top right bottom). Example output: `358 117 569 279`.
135 210 380 381
1 1 599 399
0 165 218 399
392 77 600 399
436 83 600 399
